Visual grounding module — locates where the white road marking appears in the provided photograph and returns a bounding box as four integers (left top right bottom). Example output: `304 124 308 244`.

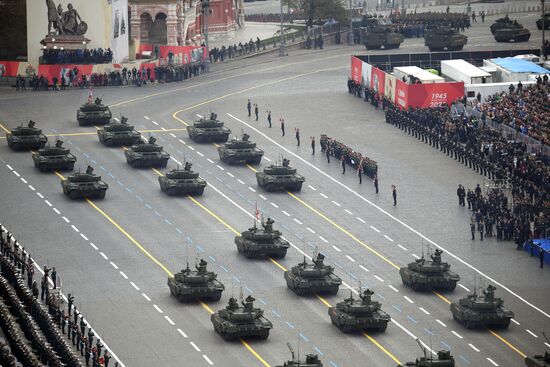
28 185 35 191
100 252 108 260
388 285 399 292
308 185 317 191
359 265 369 272
197 152 204 157
13 171 20 177
153 304 163 313
71 225 79 233
90 243 98 250
436 319 447 327
216 165 224 171
20 177 27 184
144 116 150 120
293 218 303 225
164 315 175 325
37 192 44 198
45 200 52 207
384 235 394 242
451 330 463 339
248 187 256 192
356 217 365 223
419 307 430 315
190 342 201 352
237 179 245 185
398 244 408 251
178 139 186 144
320 193 328 199
120 271 128 279
6 164 12 170
318 236 328 243
306 227 315 234
403 296 414 304
346 255 356 262
80 233 88 241
110 262 119 270
142 293 151 302
188 146 195 151
282 210 290 216
259 194 267 200
344 209 353 215
545 343 550 349
62 216 70 223
331 200 341 207
270 202 279 208
207 158 214 164
458 284 471 292
130 282 140 291
264 157 271 162
196 114 203 119
412 254 420 259
526 329 538 338
152 121 159 126
114 117 120 122
226 172 234 177
469 343 480 352
53 208 61 215
170 133 177 138
332 245 342 252
177 328 188 338
161 127 166 131
374 275 384 282
203 355 214 365
511 319 520 325
487 357 498 366
370 225 380 233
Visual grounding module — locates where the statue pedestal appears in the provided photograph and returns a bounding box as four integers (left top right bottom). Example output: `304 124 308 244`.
40 34 91 50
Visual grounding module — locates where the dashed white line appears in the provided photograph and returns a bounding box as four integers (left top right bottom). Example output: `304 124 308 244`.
13 171 20 177
511 319 520 325
226 172 234 177
398 244 408 251
458 284 471 292
53 208 61 214
152 121 159 126
469 343 480 352
320 193 328 199
100 252 109 260
28 184 35 191
202 355 214 365
120 271 128 279
346 255 356 262
282 210 290 216
80 233 88 241
359 265 369 272
178 139 186 144
196 114 203 119
486 357 498 366
177 328 188 338
388 285 399 292
451 330 463 339
170 133 177 138
216 165 224 171
90 243 98 250
264 157 271 162
436 319 447 327
45 200 52 207
142 293 151 302
374 275 385 282
332 245 342 252
71 225 80 233
6 164 12 170
344 209 353 215
62 216 70 223
412 253 420 259
164 315 175 325
130 282 140 291
153 304 163 313
190 342 201 352
306 227 315 234
207 158 214 164
526 329 538 338
308 185 317 191
384 235 394 242
545 342 550 349
356 217 366 223
293 218 303 225
144 116 150 120
248 187 256 192
161 127 166 131
110 262 119 270
188 146 195 151
197 152 204 157
237 179 245 185
370 225 380 233
270 202 279 208
114 117 120 122
331 200 341 207
419 307 430 315
20 177 27 184
318 236 328 243
259 195 267 200
403 296 414 304
37 192 44 199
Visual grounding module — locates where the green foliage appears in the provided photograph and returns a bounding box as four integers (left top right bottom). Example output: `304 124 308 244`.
293 0 349 27
0 0 27 60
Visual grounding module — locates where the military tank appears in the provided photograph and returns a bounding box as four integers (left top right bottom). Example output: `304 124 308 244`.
424 26 467 51
490 15 514 34
168 259 224 302
284 253 342 296
187 112 231 143
32 139 76 172
235 217 289 258
6 120 47 151
97 116 141 147
256 158 305 192
398 339 455 367
399 249 460 291
62 165 108 199
77 97 112 126
363 24 403 50
276 343 323 367
537 14 550 30
450 284 514 329
329 288 391 332
218 133 264 164
494 20 531 42
159 162 207 195
211 295 273 340
525 333 550 367
125 136 170 168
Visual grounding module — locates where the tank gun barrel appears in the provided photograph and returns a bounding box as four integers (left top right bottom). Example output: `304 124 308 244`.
286 342 296 362
415 338 427 359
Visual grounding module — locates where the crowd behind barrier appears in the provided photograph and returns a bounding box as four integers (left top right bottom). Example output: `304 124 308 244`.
42 48 114 65
244 13 304 23
320 135 378 178
209 38 263 62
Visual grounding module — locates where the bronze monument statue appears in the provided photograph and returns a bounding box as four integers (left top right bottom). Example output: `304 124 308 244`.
45 0 87 36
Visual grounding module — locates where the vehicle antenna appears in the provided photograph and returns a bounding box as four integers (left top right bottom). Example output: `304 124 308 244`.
297 332 300 362
349 273 353 299
185 239 189 270
239 285 243 302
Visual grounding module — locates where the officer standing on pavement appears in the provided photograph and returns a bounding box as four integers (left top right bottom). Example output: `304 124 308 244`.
470 221 476 240
357 164 362 184
254 104 259 121
374 174 379 194
457 185 465 206
295 128 300 146
280 119 285 136
311 137 315 155
267 111 272 128
52 267 57 289
341 156 346 174
478 220 484 241
392 185 397 206
326 146 330 163
247 99 252 117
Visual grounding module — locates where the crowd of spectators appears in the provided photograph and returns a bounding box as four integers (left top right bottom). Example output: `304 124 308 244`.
320 134 378 177
209 38 263 63
41 48 113 65
244 13 303 23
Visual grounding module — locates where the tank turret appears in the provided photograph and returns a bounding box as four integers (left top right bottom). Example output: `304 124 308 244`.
97 116 141 146
32 139 76 172
537 13 550 30
275 343 324 367
125 136 170 168
525 333 550 366
490 15 513 34
399 249 460 291
398 339 455 367
284 253 342 295
329 288 391 332
61 165 108 199
168 259 224 301
211 295 273 340
450 284 514 329
362 19 403 50
218 133 264 164
187 112 231 143
256 158 305 192
77 97 112 126
493 19 531 42
235 217 289 258
159 162 207 195
7 120 48 151
424 26 467 51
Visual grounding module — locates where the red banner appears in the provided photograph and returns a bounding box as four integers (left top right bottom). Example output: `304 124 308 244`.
37 64 94 81
394 79 409 109
351 56 362 84
0 61 22 78
407 82 464 108
370 67 386 96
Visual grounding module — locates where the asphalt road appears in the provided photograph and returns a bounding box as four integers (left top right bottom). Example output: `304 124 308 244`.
0 28 549 367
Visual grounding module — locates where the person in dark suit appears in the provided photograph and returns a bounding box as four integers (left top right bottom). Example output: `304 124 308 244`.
391 185 397 206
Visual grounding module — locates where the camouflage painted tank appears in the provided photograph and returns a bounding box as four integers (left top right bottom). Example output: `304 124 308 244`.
490 15 514 34
218 133 264 164
97 116 141 147
187 113 231 143
450 285 514 329
525 334 550 367
235 217 289 258
77 97 112 126
329 289 391 332
537 14 550 30
6 120 47 151
424 26 467 51
211 295 273 340
276 343 323 367
168 259 224 302
159 162 207 196
364 24 403 50
256 158 305 192
32 140 76 172
284 253 342 296
125 136 170 168
398 340 455 367
399 249 460 291
494 20 531 42
62 165 108 199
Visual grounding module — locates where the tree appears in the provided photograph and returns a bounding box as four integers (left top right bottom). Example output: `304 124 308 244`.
0 0 27 60
294 0 348 28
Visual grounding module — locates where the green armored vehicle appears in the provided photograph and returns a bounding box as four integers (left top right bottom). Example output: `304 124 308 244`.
125 136 170 168
218 133 263 164
525 333 550 367
363 24 403 50
329 289 390 332
424 26 467 51
211 295 273 340
398 339 455 367
32 140 76 172
97 116 141 147
187 112 231 143
62 165 108 199
256 158 305 192
77 97 112 126
400 249 460 291
6 120 47 151
537 14 550 30
168 259 224 302
494 20 531 42
276 343 323 367
159 162 206 196
490 15 514 34
450 284 514 329
285 253 342 296
235 217 289 258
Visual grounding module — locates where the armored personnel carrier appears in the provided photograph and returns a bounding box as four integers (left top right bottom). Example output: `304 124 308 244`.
276 343 323 367
211 295 273 340
494 20 531 42
491 15 514 34
256 158 305 192
125 136 170 168
159 162 207 196
525 333 550 367
168 259 224 301
235 217 289 258
450 284 514 329
284 253 342 296
398 339 455 367
399 249 460 291
62 165 108 199
537 14 550 30
218 133 264 164
187 113 231 143
424 26 467 51
32 140 76 172
6 120 47 151
97 116 141 147
363 23 403 50
329 289 391 332
77 97 112 126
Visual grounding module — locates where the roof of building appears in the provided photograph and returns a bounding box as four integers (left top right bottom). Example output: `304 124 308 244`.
489 57 549 74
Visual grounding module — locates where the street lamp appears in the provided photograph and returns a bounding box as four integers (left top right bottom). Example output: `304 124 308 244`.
348 0 354 45
202 0 211 72
542 0 547 59
279 0 287 56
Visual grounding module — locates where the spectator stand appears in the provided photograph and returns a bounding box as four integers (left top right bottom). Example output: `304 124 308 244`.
523 239 550 265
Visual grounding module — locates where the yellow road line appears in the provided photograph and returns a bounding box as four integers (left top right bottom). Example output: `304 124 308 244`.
363 332 401 365
152 168 164 177
200 301 215 315
187 196 240 236
269 258 287 272
316 295 332 308
487 329 526 358
433 291 451 304
0 123 10 133
241 340 271 367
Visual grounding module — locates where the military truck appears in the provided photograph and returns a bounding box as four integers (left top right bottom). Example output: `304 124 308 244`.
284 253 342 296
398 338 455 367
256 158 305 192
362 20 403 50
168 259 224 301
32 140 76 172
450 284 514 329
276 343 323 367
218 133 264 164
400 249 460 291
536 14 550 30
329 289 391 332
159 162 207 196
494 20 531 42
77 97 112 126
525 333 550 367
97 116 141 147
211 295 273 340
424 26 467 51
62 166 108 199
125 136 170 168
6 120 47 151
235 217 289 258
187 112 231 143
